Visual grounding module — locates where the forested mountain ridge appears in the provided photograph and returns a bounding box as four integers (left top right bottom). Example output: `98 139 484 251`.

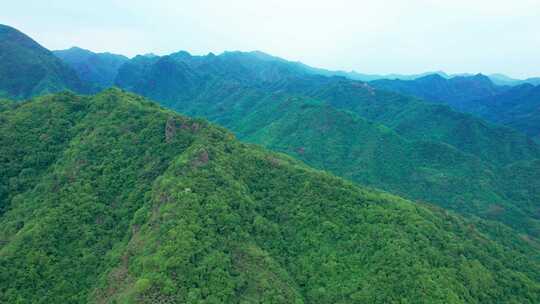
279 77 539 165
370 73 540 140
0 89 539 303
112 50 540 237
488 73 540 86
2 23 540 236
115 51 540 166
0 24 85 99
53 47 129 91
465 84 540 141
370 73 508 109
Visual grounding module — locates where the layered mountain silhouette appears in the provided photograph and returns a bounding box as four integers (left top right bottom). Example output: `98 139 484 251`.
370 73 540 141
466 84 540 141
53 47 128 90
1 89 539 303
1 23 540 303
3 24 540 236
0 24 85 99
488 73 540 86
109 50 540 237
370 73 507 108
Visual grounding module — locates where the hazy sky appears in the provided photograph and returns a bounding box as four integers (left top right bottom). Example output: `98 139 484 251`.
2 0 539 78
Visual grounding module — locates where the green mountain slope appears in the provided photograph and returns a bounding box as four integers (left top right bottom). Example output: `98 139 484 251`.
177 88 540 236
0 98 13 111
113 51 540 236
0 89 539 303
0 24 85 99
54 47 129 90
290 78 539 166
370 74 540 141
369 74 507 109
115 52 539 166
466 84 540 141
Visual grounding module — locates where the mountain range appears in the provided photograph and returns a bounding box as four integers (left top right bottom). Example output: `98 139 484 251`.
1 89 539 303
371 74 507 108
4 23 540 236
487 73 540 86
467 84 540 140
49 46 540 144
102 49 540 237
53 47 129 91
0 24 85 99
370 74 540 141
260 59 540 86
1 24 539 302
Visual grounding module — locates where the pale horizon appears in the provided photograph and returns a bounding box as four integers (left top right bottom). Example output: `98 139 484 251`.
3 0 539 79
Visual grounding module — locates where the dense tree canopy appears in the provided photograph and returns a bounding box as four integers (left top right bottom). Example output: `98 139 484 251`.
0 24 85 99
113 51 540 238
370 74 540 142
0 90 538 303
54 47 129 91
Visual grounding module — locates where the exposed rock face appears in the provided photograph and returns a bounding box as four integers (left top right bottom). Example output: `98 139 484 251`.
191 149 209 168
165 117 176 142
165 116 203 143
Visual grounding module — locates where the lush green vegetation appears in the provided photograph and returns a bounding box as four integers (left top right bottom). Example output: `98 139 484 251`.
54 47 129 91
298 78 539 165
370 74 506 109
0 89 539 303
0 24 85 99
466 84 540 141
113 51 540 237
370 74 540 141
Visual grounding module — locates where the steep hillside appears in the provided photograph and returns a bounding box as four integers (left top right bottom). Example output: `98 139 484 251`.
168 87 540 236
370 73 540 140
0 24 84 99
54 47 128 90
0 89 539 303
287 78 539 166
115 52 540 165
113 51 540 236
466 84 540 141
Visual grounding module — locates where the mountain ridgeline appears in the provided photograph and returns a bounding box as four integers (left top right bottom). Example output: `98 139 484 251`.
370 73 507 108
50 40 540 142
108 50 540 237
0 24 85 99
46 37 540 144
467 84 540 141
3 23 540 236
53 47 129 91
0 90 539 303
1 24 540 302
370 74 540 141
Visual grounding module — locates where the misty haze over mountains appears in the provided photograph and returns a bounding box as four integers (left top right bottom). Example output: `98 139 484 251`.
1 21 540 303
48 42 540 142
53 46 540 87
